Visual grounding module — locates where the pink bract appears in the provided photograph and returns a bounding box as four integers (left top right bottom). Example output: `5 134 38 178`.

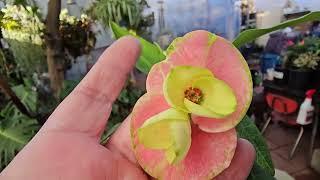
146 31 252 133
131 93 237 179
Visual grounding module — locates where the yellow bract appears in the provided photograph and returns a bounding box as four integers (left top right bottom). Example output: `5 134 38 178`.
163 66 213 112
191 76 237 117
138 108 191 164
164 66 237 118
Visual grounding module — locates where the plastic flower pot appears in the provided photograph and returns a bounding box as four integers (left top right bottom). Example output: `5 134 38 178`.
288 68 313 90
312 70 320 89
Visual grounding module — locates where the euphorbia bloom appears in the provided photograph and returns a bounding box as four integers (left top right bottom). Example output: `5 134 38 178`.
131 30 252 179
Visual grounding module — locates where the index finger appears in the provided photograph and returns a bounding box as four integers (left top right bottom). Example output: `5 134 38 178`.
42 36 141 139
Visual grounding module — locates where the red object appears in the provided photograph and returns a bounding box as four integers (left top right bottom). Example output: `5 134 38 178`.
306 89 316 99
266 93 298 114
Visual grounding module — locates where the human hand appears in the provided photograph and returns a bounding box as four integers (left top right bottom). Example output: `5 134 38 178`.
0 37 255 180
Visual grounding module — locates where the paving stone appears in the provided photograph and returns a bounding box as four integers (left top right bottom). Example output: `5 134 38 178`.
265 124 301 147
273 145 308 172
267 139 279 150
265 122 319 177
271 152 300 174
293 169 320 180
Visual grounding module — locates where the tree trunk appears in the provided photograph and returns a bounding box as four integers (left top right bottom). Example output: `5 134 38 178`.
0 75 33 118
45 0 64 98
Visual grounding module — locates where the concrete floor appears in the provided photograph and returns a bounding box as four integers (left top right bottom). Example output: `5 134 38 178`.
264 123 320 180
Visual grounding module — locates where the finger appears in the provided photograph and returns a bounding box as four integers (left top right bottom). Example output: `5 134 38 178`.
106 115 138 164
43 36 141 139
103 148 148 180
216 138 256 180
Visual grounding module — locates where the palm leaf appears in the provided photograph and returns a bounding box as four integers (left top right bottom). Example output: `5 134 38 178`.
0 83 39 169
0 103 39 170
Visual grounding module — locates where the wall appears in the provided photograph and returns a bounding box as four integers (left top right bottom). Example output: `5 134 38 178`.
147 0 241 41
256 8 283 46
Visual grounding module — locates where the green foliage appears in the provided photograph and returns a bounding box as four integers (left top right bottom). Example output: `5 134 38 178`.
90 0 154 30
236 116 275 179
248 162 276 180
0 103 39 170
0 0 35 6
285 37 320 69
107 81 144 129
0 83 39 170
100 81 144 143
292 52 320 70
1 5 45 45
59 79 81 100
233 11 320 48
5 39 46 77
110 22 166 73
12 83 37 112
59 9 96 58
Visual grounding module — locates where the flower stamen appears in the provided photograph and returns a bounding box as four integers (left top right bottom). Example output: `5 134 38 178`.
184 87 202 104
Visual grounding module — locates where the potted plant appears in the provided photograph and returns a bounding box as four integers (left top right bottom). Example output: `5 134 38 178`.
285 37 320 90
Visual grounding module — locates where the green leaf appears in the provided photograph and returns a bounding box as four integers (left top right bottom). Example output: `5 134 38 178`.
110 22 166 73
236 116 275 176
100 122 121 145
59 79 80 100
12 84 37 112
0 103 39 169
233 11 320 48
248 162 276 180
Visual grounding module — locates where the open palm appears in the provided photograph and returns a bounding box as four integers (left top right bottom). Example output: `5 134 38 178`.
0 37 255 180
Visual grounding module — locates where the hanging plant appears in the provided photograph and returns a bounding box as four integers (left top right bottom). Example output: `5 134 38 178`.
59 9 96 58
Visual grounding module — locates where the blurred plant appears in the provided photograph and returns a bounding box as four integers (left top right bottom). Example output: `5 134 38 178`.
0 4 96 96
0 103 39 170
89 0 154 38
0 0 35 6
59 9 96 58
1 4 44 45
285 37 320 69
293 52 320 70
0 83 39 170
101 80 144 143
1 5 46 77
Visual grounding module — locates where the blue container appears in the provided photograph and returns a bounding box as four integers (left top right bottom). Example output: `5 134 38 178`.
260 53 281 73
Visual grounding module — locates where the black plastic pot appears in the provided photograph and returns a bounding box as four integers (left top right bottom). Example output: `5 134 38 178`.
273 67 288 86
288 68 313 90
312 70 320 90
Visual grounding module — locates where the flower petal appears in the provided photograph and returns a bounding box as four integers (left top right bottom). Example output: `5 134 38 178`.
146 61 173 93
164 66 213 112
166 30 217 67
192 37 252 133
191 76 237 116
131 93 237 179
134 95 191 164
138 116 191 164
184 98 224 118
146 31 217 95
